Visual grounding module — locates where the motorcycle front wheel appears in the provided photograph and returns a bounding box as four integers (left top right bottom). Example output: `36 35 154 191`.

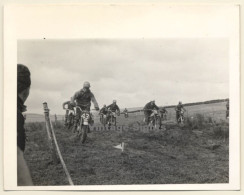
80 125 88 144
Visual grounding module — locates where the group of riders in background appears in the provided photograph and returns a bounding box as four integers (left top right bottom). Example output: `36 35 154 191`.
63 81 230 143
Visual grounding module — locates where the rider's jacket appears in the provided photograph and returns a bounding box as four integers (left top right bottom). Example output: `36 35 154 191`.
63 101 74 110
100 107 108 115
17 96 27 152
72 89 99 109
107 103 120 113
144 102 159 111
175 104 184 112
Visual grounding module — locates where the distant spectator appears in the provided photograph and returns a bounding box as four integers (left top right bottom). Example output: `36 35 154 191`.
17 64 33 185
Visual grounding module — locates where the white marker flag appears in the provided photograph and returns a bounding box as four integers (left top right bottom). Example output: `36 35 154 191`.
113 142 125 152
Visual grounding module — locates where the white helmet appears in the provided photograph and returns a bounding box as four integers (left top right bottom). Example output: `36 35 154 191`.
83 81 91 88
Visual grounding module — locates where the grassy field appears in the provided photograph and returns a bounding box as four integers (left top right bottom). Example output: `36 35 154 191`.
23 101 229 185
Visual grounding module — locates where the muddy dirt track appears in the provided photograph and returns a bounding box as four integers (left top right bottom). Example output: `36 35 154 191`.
24 118 229 185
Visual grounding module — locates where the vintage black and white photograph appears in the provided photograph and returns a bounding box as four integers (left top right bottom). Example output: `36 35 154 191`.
4 3 240 191
17 38 230 186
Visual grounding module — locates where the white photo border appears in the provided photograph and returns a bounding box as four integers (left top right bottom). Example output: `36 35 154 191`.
3 3 240 191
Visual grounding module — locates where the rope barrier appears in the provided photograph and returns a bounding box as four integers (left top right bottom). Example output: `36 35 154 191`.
43 102 74 186
50 121 74 185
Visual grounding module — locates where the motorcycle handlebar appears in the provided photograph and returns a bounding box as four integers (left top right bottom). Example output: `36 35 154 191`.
91 109 100 111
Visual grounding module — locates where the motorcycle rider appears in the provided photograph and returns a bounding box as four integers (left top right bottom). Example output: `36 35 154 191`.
71 81 99 129
175 101 186 123
123 108 129 118
62 98 75 126
99 104 108 121
143 100 159 125
106 100 120 125
159 107 168 120
107 100 120 115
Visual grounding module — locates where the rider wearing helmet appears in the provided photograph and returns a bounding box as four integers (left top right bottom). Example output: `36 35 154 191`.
71 81 99 128
175 101 186 122
99 104 108 122
99 104 108 115
62 98 75 126
143 100 159 125
107 100 120 115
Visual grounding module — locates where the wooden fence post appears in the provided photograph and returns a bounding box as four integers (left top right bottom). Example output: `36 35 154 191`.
54 114 57 127
43 102 58 164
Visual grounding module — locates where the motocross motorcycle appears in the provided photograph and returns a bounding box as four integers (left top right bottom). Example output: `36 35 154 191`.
123 109 129 118
148 109 162 129
177 109 185 124
99 113 108 127
72 106 93 143
107 108 120 129
65 109 75 130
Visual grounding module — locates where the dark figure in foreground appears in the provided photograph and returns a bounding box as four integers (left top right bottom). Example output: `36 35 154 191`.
143 100 159 125
17 64 33 185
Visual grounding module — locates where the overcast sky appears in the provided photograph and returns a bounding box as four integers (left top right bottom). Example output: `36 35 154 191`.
18 39 229 114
